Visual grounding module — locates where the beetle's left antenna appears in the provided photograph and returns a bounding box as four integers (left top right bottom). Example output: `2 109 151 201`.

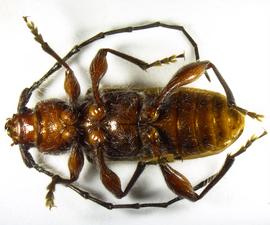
23 17 80 105
23 17 72 73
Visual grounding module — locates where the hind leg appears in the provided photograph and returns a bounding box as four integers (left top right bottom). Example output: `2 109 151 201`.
160 131 267 202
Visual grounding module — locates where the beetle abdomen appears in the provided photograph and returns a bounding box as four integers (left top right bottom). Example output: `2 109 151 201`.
174 88 245 159
151 88 245 160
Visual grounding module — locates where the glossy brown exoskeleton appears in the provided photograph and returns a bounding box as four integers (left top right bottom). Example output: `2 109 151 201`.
5 17 266 209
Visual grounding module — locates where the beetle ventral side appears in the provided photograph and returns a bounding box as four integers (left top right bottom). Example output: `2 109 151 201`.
5 17 266 210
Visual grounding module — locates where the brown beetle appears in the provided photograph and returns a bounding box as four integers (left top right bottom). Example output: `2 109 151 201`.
5 17 266 209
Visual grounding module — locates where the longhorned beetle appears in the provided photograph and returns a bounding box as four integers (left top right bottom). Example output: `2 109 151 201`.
5 17 266 209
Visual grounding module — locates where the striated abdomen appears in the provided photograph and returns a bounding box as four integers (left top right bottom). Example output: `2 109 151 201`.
174 88 245 159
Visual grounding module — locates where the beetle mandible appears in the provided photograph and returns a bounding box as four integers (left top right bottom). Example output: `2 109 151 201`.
5 17 266 209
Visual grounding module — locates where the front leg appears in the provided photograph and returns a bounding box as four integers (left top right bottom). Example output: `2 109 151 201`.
20 17 81 112
45 144 84 209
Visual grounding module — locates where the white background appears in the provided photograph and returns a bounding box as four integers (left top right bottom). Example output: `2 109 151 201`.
1 0 270 225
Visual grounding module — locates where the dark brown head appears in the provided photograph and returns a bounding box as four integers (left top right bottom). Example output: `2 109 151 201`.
5 110 36 146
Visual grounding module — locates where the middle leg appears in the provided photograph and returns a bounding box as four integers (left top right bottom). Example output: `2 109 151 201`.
89 48 185 106
95 146 146 198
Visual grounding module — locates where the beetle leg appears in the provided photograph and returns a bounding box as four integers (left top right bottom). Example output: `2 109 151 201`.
18 21 204 112
160 131 267 202
92 48 184 70
95 146 146 198
121 162 146 197
142 61 210 122
144 61 263 122
30 157 216 209
23 17 81 107
27 143 217 209
89 50 108 106
68 173 216 209
89 48 184 106
18 17 80 112
97 148 123 198
160 163 199 201
194 130 267 200
45 144 84 209
26 132 266 209
205 62 264 121
64 70 81 106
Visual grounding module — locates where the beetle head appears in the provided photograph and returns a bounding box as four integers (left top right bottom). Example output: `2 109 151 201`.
5 114 21 145
5 111 35 146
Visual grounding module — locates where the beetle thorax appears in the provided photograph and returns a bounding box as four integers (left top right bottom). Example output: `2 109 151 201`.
81 104 106 147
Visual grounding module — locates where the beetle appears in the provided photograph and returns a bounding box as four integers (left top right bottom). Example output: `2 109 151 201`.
5 17 266 209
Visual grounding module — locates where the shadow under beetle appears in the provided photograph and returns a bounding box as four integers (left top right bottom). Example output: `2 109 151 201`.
5 17 267 209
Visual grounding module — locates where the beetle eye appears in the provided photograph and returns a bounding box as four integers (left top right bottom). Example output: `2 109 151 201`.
5 118 13 135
